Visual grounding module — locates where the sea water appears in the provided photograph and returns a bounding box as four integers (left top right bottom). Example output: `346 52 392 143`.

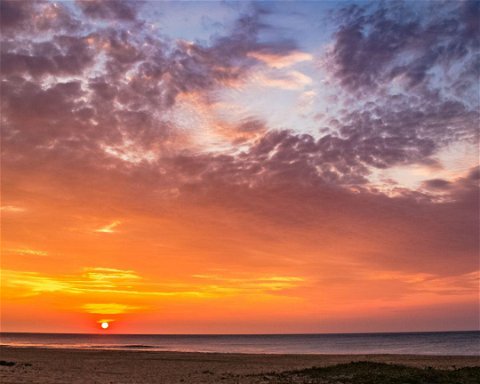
1 331 478 355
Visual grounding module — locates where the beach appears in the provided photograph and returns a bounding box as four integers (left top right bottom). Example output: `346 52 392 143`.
1 347 479 384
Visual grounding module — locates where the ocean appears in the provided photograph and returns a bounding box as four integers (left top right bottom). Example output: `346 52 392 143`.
1 331 478 355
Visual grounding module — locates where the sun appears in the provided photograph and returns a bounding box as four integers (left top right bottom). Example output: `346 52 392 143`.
101 322 109 330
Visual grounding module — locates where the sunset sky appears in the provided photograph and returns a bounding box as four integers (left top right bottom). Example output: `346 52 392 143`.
1 0 479 334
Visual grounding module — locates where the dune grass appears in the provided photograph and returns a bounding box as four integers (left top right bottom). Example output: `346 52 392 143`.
261 361 480 384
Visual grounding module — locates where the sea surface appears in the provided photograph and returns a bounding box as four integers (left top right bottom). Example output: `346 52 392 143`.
1 331 479 355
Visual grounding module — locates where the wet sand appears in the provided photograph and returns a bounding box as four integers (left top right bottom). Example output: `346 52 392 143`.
1 346 479 383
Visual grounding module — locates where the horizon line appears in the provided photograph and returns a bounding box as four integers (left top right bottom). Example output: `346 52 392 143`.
1 329 478 336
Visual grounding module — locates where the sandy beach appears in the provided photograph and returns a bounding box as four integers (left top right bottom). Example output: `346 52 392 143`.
1 346 479 383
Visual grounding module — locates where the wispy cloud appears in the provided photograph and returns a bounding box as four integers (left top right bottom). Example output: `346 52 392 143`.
2 270 75 296
1 205 26 213
83 267 140 282
1 267 308 312
192 274 306 292
6 248 48 256
94 221 121 233
82 303 142 315
247 50 313 69
256 70 313 90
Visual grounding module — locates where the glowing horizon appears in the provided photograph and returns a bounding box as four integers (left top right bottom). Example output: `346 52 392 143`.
1 0 479 334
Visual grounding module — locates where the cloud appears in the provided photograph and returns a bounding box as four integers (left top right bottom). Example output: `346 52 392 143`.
257 69 313 90
422 179 453 191
1 270 75 296
6 248 48 256
327 1 479 94
1 36 95 78
0 1 34 31
312 1 479 184
82 303 141 315
1 266 309 318
247 50 313 68
0 1 80 35
1 268 199 299
172 162 479 276
83 267 140 282
76 0 140 22
1 205 26 213
94 221 122 233
0 2 302 174
192 274 306 293
329 96 478 174
207 117 268 145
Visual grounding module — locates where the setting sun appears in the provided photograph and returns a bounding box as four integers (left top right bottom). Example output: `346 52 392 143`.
101 322 109 330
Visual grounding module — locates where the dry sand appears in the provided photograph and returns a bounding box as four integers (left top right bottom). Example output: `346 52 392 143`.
1 346 479 383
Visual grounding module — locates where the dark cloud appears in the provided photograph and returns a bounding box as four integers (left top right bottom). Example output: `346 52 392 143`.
1 1 475 184
466 166 480 181
223 123 434 188
155 7 297 107
1 78 96 152
317 1 479 183
76 0 140 21
330 1 479 95
0 3 300 165
0 0 33 29
0 1 80 35
332 93 478 170
422 179 453 191
1 36 95 78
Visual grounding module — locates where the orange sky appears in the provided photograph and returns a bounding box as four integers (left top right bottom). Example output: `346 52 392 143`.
1 0 479 333
2 167 478 333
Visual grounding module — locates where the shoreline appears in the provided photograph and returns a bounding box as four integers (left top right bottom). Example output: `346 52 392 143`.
1 343 480 357
1 346 479 383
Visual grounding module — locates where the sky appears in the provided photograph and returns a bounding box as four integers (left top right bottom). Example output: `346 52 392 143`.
0 0 479 334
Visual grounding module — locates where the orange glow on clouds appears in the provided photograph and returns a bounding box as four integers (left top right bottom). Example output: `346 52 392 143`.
1 0 478 334
94 221 122 233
